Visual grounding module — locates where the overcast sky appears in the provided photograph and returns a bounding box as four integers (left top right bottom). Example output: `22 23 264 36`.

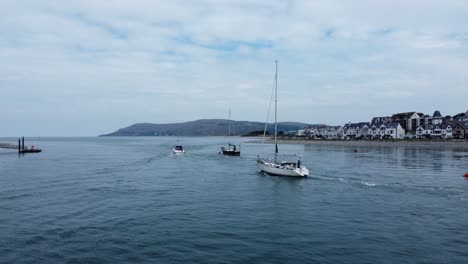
1 0 467 136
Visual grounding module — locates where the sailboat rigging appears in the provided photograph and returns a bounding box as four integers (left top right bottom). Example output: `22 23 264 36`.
257 61 309 177
220 108 241 156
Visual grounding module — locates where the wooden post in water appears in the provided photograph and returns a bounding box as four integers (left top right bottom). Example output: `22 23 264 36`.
22 137 25 151
18 138 21 153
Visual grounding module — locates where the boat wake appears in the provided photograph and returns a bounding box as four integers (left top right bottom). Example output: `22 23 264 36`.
313 174 380 187
315 174 466 199
361 181 377 187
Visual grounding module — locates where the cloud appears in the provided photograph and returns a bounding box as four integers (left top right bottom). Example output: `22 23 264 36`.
0 0 468 135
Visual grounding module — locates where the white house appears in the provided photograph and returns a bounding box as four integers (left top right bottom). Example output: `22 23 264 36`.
440 124 453 138
303 126 343 139
343 122 370 139
328 126 343 139
369 123 405 139
416 124 452 139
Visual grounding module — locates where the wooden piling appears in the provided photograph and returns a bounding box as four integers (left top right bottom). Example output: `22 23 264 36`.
17 136 42 154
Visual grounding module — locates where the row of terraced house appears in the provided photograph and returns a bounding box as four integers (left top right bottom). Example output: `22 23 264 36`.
300 110 468 140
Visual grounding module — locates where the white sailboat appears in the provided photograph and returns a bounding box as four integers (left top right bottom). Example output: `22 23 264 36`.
257 61 309 177
220 108 240 156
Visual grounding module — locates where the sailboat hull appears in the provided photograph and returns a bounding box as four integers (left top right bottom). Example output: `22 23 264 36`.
257 160 309 177
222 149 240 156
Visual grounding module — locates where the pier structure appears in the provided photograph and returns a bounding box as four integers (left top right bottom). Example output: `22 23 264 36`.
0 137 42 153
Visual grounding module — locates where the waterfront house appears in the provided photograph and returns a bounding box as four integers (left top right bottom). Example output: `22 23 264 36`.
386 123 405 139
454 110 468 122
343 122 370 139
416 124 453 139
436 124 453 139
415 126 426 138
369 124 382 139
453 122 468 139
297 129 305 137
357 122 370 139
303 126 317 139
370 123 405 139
443 115 453 124
320 126 343 139
303 125 343 139
391 112 424 135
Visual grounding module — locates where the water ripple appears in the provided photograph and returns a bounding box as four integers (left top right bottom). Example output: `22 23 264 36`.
1 137 467 264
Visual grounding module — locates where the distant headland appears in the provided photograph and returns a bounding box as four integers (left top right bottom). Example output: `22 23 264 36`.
100 119 315 137
101 109 468 140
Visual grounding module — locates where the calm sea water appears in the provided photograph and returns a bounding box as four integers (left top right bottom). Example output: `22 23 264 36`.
1 137 467 264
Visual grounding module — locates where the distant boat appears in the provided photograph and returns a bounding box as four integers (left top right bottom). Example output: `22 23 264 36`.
172 145 185 154
221 143 240 156
220 108 240 156
257 61 309 177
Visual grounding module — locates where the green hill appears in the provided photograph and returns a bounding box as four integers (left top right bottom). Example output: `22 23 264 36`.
100 119 311 136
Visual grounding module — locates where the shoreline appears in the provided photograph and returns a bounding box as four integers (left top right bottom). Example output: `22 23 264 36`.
249 138 468 148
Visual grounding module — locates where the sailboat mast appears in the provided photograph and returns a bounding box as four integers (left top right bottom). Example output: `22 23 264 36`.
274 60 278 159
228 108 231 137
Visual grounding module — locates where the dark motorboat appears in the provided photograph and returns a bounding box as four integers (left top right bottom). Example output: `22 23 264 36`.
172 145 185 154
221 144 240 156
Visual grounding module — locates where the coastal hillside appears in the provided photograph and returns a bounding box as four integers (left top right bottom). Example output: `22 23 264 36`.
101 119 311 136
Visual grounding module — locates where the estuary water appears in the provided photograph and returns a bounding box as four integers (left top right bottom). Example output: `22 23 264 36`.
0 137 467 264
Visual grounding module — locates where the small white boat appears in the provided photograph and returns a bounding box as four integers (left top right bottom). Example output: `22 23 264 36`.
172 145 185 154
257 61 309 177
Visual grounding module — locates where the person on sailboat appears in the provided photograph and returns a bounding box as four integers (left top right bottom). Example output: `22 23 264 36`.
297 159 301 168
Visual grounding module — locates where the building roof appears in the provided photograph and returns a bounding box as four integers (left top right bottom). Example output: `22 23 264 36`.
343 122 369 129
417 123 453 130
435 124 451 129
372 122 401 129
371 116 391 124
453 122 468 129
433 110 442 118
387 122 401 128
417 125 433 130
392 112 424 119
358 122 370 128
